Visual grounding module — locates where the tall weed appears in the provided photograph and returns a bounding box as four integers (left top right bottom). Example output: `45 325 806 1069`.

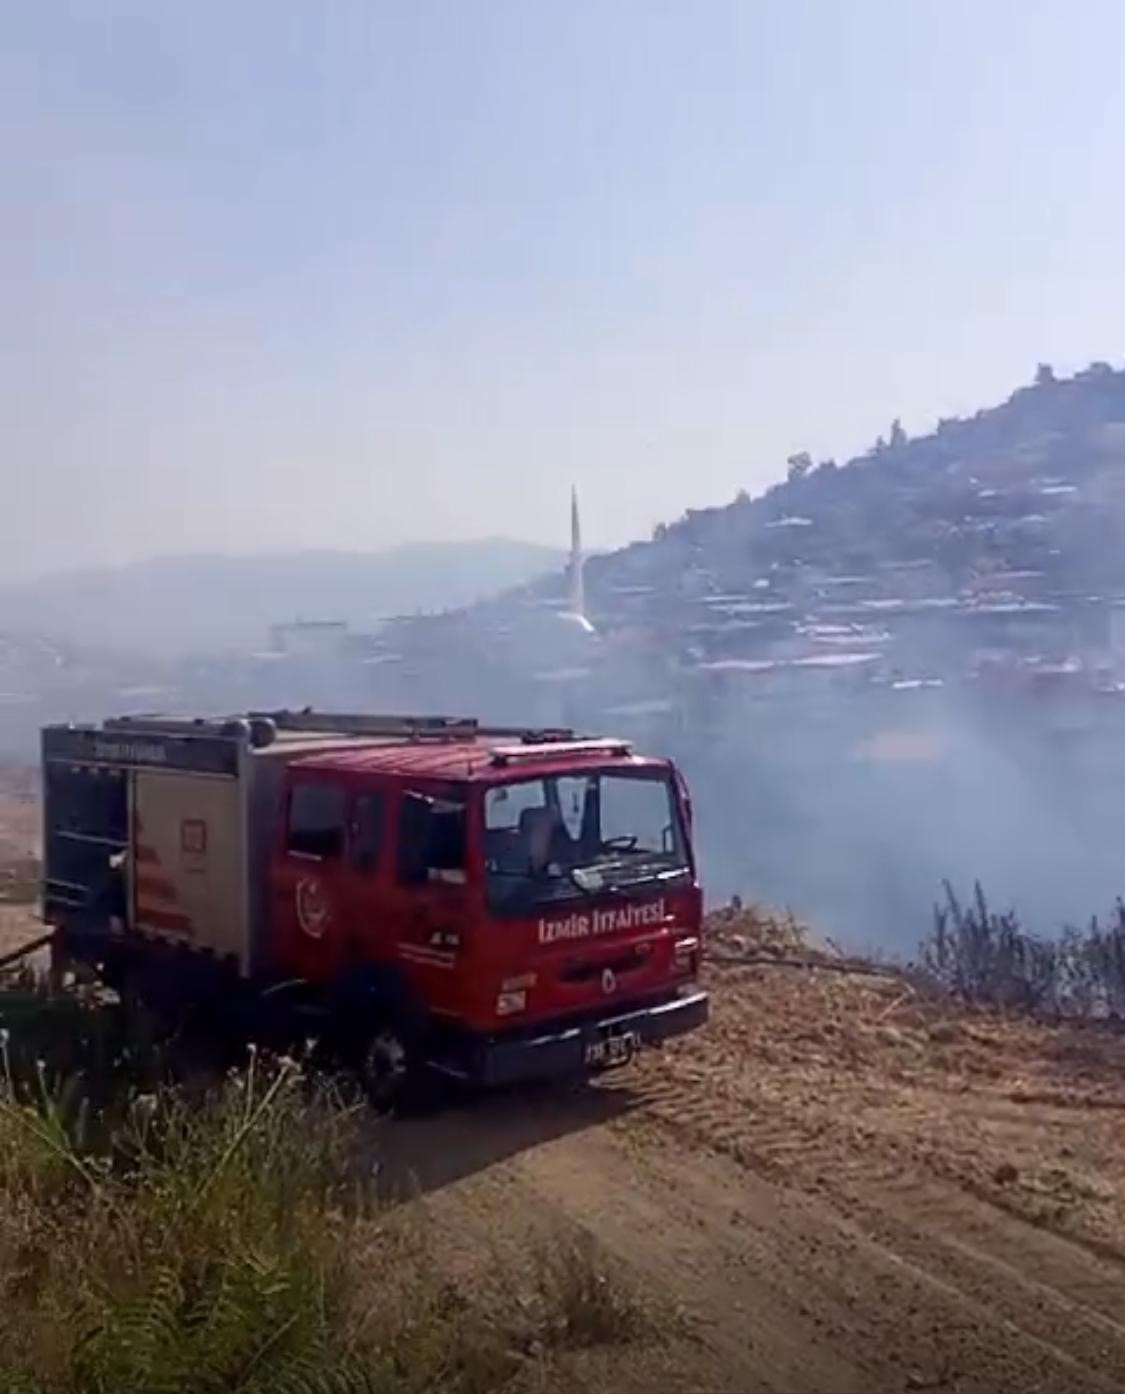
921 882 1125 1020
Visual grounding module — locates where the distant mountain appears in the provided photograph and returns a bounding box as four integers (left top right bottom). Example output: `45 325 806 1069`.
0 539 564 654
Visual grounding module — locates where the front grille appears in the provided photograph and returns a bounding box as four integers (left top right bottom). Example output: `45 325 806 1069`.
557 943 653 983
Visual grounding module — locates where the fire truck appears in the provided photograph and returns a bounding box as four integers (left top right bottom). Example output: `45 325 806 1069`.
40 711 708 1105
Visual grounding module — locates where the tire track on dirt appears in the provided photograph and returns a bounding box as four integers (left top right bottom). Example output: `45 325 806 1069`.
601 1062 1125 1391
404 1073 1125 1392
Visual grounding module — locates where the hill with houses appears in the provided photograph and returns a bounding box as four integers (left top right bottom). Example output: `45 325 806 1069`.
524 360 1125 689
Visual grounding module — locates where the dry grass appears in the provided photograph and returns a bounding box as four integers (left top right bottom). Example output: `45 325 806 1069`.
704 883 1125 1025
0 779 39 914
664 935 1125 1261
921 882 1125 1019
531 1231 652 1350
0 998 656 1394
704 899 825 961
0 856 39 907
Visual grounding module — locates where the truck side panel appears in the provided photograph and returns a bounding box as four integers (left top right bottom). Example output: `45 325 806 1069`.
132 769 246 965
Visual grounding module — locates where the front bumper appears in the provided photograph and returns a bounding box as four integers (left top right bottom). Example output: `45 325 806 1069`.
469 988 709 1088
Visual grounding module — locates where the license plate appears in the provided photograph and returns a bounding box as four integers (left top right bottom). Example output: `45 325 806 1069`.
584 1031 639 1069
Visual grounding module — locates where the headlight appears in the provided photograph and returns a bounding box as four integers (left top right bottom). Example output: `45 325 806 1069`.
673 936 700 972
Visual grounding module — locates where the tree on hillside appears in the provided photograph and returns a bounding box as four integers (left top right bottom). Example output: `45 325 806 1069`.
786 451 812 482
1035 362 1056 387
889 418 908 449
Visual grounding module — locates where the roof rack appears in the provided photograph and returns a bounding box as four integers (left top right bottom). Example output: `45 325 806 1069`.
98 711 584 747
248 711 582 744
102 715 244 737
248 709 480 739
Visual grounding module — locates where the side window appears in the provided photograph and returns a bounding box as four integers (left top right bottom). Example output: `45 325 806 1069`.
484 780 546 831
349 792 384 872
398 791 468 885
484 781 545 873
599 775 677 855
286 783 346 859
429 799 467 876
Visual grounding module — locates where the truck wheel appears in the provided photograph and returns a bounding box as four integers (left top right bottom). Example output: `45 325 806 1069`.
359 1028 412 1113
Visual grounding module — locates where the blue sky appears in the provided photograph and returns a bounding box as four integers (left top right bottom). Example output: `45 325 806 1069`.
3 0 1125 578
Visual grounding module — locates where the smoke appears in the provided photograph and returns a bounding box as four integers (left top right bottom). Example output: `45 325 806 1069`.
8 614 1123 959
668 678 1124 955
346 636 1125 954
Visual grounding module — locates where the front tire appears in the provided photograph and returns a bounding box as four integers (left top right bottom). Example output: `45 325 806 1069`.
359 1027 413 1113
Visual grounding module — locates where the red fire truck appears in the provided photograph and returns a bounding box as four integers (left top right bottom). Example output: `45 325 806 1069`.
41 711 708 1105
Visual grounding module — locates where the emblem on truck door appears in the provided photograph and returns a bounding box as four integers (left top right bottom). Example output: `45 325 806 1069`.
601 967 617 995
296 878 330 939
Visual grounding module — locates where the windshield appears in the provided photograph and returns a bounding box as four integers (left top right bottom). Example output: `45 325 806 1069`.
483 769 689 914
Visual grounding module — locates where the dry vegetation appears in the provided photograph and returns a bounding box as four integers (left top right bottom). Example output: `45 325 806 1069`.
0 1030 660 1394
690 899 1125 1258
0 768 39 916
923 880 1125 1018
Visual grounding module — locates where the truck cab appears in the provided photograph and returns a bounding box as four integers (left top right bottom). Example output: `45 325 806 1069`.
41 712 708 1104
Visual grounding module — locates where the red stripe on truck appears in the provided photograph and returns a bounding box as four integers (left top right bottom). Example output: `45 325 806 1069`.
136 906 193 936
134 871 179 903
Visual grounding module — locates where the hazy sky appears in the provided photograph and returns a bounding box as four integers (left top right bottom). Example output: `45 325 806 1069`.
4 0 1125 580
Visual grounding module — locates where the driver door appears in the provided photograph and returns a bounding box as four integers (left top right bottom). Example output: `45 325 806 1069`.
270 777 348 982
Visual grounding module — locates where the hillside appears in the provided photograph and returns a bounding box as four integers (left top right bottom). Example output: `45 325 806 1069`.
572 361 1125 627
0 539 563 655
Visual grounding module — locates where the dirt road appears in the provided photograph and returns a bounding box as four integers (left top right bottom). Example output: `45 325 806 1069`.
378 960 1125 1393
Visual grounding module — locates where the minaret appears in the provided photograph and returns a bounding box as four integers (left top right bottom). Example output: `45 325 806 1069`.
569 484 585 620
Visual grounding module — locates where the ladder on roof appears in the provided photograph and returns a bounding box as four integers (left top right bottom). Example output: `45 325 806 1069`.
249 710 580 743
99 710 579 745
101 715 244 737
253 710 484 737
